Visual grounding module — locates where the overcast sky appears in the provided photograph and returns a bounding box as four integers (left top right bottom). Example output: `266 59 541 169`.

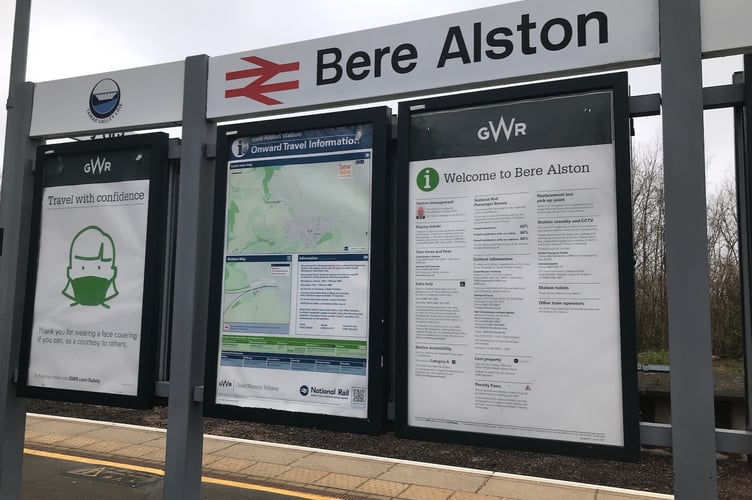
0 0 744 191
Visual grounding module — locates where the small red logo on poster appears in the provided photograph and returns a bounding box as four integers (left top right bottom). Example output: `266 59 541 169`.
338 163 352 178
225 56 300 105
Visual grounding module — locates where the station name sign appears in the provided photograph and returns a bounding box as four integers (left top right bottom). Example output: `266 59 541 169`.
208 0 659 120
26 0 752 136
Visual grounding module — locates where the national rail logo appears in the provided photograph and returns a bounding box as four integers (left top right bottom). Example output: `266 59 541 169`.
225 56 300 106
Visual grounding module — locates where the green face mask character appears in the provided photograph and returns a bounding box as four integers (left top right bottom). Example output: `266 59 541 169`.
62 226 118 308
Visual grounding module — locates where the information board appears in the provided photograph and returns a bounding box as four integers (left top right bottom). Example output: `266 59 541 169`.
396 74 638 460
204 108 388 433
18 133 168 408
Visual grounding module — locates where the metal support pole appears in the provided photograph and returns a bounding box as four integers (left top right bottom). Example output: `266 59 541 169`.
659 0 719 497
163 55 215 500
0 81 36 500
6 0 30 94
741 55 752 448
0 1 35 498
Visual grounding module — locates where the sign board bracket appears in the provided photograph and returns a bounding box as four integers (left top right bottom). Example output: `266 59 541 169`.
703 83 745 109
168 139 181 160
155 381 169 398
628 94 661 118
193 385 203 403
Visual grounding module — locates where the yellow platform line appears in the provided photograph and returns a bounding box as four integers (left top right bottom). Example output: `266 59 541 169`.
24 448 341 500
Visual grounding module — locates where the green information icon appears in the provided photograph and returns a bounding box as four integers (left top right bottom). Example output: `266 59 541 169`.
62 226 119 308
417 167 439 192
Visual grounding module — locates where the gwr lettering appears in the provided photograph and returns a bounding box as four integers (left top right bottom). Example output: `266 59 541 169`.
316 44 418 85
437 12 608 67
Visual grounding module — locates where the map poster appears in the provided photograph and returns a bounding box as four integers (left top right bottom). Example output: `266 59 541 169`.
205 109 388 429
396 74 639 460
18 134 168 408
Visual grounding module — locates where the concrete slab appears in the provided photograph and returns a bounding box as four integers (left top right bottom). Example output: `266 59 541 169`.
595 488 673 500
79 439 130 454
447 492 503 500
202 437 236 454
292 453 393 477
313 472 369 490
55 436 100 449
356 478 411 497
237 461 290 479
23 430 48 441
26 432 70 445
478 476 596 500
26 419 107 436
114 443 164 460
202 456 256 473
380 463 489 492
275 467 330 485
399 484 455 500
212 443 310 465
81 426 165 445
202 453 226 467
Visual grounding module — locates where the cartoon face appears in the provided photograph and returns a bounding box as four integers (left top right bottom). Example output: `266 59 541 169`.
62 226 119 307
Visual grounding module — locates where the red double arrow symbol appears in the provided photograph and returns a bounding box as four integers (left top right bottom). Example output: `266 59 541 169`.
225 56 300 105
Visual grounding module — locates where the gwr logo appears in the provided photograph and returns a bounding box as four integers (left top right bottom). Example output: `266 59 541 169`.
84 156 112 175
225 56 300 105
477 115 527 143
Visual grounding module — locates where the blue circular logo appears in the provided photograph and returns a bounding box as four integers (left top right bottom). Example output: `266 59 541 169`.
89 79 121 119
299 385 309 396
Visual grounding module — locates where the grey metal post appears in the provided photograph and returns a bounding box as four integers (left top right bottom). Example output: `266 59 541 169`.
0 1 35 498
0 81 36 500
740 56 752 444
659 0 719 497
163 55 215 500
5 0 30 94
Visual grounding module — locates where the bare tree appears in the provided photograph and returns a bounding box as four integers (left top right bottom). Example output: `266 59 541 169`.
631 145 743 360
631 144 668 354
706 178 743 358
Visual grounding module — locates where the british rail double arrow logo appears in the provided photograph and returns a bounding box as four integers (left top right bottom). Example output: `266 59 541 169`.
225 56 300 105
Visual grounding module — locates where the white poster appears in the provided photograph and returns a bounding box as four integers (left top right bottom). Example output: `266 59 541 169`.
28 149 151 396
407 91 626 446
214 124 373 418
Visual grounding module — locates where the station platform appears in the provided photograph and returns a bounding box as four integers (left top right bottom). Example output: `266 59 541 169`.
23 414 673 500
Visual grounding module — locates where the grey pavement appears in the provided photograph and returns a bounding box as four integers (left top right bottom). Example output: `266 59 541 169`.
23 414 674 500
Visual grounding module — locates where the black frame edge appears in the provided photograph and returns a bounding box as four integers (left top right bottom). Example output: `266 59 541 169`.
17 132 170 409
394 73 640 461
203 107 391 435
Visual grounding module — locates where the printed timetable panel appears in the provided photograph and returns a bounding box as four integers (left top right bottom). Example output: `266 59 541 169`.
204 108 389 434
396 74 639 460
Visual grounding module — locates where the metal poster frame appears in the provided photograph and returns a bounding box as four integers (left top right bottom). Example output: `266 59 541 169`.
203 107 390 435
395 73 639 460
17 132 169 409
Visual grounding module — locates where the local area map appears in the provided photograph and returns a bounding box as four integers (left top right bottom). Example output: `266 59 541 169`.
223 157 371 330
223 261 292 327
225 161 370 254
